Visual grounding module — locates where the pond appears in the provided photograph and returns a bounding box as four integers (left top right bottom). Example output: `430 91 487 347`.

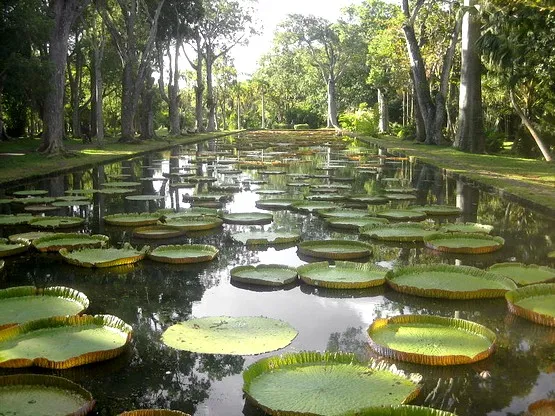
0 130 553 416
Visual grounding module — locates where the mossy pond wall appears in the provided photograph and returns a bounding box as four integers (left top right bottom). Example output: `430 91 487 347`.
0 130 553 415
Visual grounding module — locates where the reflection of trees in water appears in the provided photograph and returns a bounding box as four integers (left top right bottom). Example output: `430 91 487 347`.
326 326 372 361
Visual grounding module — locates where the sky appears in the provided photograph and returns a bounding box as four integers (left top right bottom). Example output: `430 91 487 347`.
230 0 363 78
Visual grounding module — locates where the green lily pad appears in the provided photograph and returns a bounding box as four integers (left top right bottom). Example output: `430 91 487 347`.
65 189 98 195
488 263 555 286
360 223 437 242
439 222 494 234
0 239 29 258
338 405 457 416
317 208 373 219
306 193 346 202
326 217 390 230
32 233 109 252
169 182 196 189
125 194 165 201
243 351 422 415
148 244 218 264
255 198 302 210
0 286 89 330
384 188 417 194
12 197 56 205
222 212 273 225
298 261 387 289
411 205 462 216
255 189 287 195
424 233 505 254
387 194 417 201
0 314 132 369
7 231 58 244
12 190 49 197
28 216 85 229
157 207 219 219
286 182 311 188
292 201 342 213
163 216 223 231
119 410 190 416
298 240 372 260
162 316 297 355
0 374 95 416
55 195 92 202
376 210 427 221
51 200 91 207
505 284 555 327
108 174 132 180
59 245 147 268
103 181 141 187
104 212 162 226
0 198 14 204
184 193 232 202
133 225 185 239
98 188 137 195
386 264 517 299
230 264 298 286
24 205 58 213
367 315 496 365
232 231 301 246
348 195 389 204
0 214 35 225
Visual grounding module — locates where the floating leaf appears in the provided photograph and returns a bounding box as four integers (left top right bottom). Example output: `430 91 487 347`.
326 217 390 230
411 205 462 216
60 245 147 268
32 233 109 252
424 233 505 254
51 200 91 207
255 198 302 210
8 231 57 244
148 244 218 264
256 189 287 195
387 194 417 201
360 223 437 242
102 181 141 187
298 261 387 289
292 201 343 213
298 240 372 260
0 214 35 225
488 263 555 286
11 196 56 205
232 231 301 246
98 188 136 195
317 208 373 219
338 405 457 416
133 226 185 239
439 222 493 234
230 264 298 286
125 194 165 201
162 316 297 355
376 210 427 221
28 216 85 229
348 194 389 204
157 207 219 219
13 190 48 196
0 239 29 258
505 284 555 327
368 315 496 365
0 314 132 369
163 216 223 231
222 212 273 225
119 410 190 416
104 212 162 227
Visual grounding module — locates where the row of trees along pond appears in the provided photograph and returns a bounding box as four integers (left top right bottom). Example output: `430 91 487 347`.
0 0 553 161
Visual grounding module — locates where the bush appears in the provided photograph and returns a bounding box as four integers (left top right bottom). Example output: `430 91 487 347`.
294 123 310 130
338 104 378 136
273 123 292 129
394 123 416 141
485 130 505 154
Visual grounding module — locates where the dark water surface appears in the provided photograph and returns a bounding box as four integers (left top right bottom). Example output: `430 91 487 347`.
0 131 553 416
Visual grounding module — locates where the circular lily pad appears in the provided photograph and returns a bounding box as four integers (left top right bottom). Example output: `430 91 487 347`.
348 195 389 204
148 244 218 264
255 189 287 195
326 217 390 230
232 231 301 246
222 212 273 225
505 284 555 327
13 190 49 196
55 195 92 202
103 181 141 187
0 374 95 416
104 212 162 226
12 196 56 205
297 240 372 260
32 233 109 252
98 188 137 195
439 222 493 234
183 193 231 202
255 198 302 210
0 286 89 330
0 239 29 258
0 314 132 369
488 263 555 286
341 405 457 416
125 194 165 201
0 214 35 225
386 264 517 299
119 410 190 416
292 201 342 213
162 316 297 355
28 216 85 229
411 205 462 216
158 207 219 219
360 223 437 242
51 200 91 207
376 210 427 221
230 264 298 287
24 205 59 213
298 261 387 289
65 189 98 195
163 216 223 231
243 351 422 415
306 193 346 202
133 225 185 239
387 194 417 201
317 208 373 219
7 231 57 244
367 315 496 366
59 245 147 268
424 233 505 254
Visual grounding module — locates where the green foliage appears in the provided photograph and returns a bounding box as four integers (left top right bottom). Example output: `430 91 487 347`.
293 123 310 130
274 123 292 129
339 104 379 135
485 130 506 154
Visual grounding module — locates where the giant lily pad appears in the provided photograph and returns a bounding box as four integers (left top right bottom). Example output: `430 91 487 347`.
0 314 132 369
386 264 517 299
367 315 496 366
103 181 141 187
163 216 223 231
298 240 372 260
119 411 190 416
230 264 298 287
424 233 505 254
0 286 89 330
13 190 48 196
488 263 555 286
32 233 109 252
12 196 56 205
360 223 437 242
0 239 29 258
51 200 91 207
28 216 85 229
306 193 346 202
7 231 57 244
133 225 185 239
326 217 389 230
148 244 218 264
505 284 555 327
376 210 427 221
222 212 273 225
348 195 389 205
298 261 387 289
243 351 422 416
292 201 342 213
0 214 35 225
98 188 137 195
0 374 95 416
338 405 457 416
411 205 462 216
59 245 147 268
386 194 417 201
439 222 494 234
183 193 231 202
255 198 302 210
317 208 373 219
104 212 162 226
256 189 287 195
125 194 165 201
232 231 301 246
157 207 219 219
162 316 297 355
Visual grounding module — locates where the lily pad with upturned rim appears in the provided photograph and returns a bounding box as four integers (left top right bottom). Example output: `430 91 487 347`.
297 240 372 260
157 207 219 219
424 233 505 254
125 194 165 202
12 190 48 196
255 198 302 210
297 261 387 289
222 212 273 225
0 286 89 330
103 212 162 227
119 410 190 416
59 245 147 268
243 351 422 416
0 314 132 369
162 316 297 355
348 194 390 205
367 314 496 366
339 405 457 416
0 214 35 225
376 210 427 221
232 231 301 246
51 200 91 207
102 181 141 187
28 216 85 229
292 201 342 213
411 205 462 216
148 244 218 264
488 263 555 286
0 239 29 258
8 231 58 244
326 217 390 230
163 216 223 231
505 284 555 326
360 223 437 242
386 264 517 299
133 225 185 240
0 374 95 416
317 208 373 219
439 222 494 234
32 233 109 252
98 188 137 195
11 196 56 205
230 264 298 287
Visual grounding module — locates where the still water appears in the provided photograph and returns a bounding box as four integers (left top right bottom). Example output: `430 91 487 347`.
0 131 553 416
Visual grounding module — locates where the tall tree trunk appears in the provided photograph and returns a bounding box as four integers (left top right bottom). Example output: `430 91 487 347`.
140 71 156 140
70 45 83 139
92 42 104 143
194 33 205 132
0 80 11 141
120 61 136 142
454 0 485 153
168 38 181 135
377 88 389 133
326 77 339 128
261 89 266 129
206 51 217 132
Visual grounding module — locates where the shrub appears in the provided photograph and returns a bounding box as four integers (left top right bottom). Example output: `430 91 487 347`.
274 123 292 129
485 130 505 154
339 104 378 136
294 124 310 130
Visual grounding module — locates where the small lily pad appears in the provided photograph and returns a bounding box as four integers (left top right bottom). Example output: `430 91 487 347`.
255 199 302 210
424 233 505 254
376 210 427 221
231 264 298 286
360 223 437 242
292 201 342 213
232 231 301 246
103 181 141 187
488 263 555 286
183 193 231 202
148 244 218 264
297 240 372 260
98 188 137 195
133 226 185 239
163 216 223 231
12 190 49 196
125 194 165 201
28 216 85 229
162 316 298 355
104 212 162 227
298 261 387 289
256 189 287 195
60 245 147 268
158 207 219 219
439 222 494 234
12 197 56 205
505 283 555 326
32 233 109 252
386 194 417 201
222 212 273 225
348 195 389 204
317 208 373 219
326 217 390 230
411 205 462 216
51 200 91 207
0 214 35 225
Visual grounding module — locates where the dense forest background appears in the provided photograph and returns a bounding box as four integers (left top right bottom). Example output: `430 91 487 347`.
0 0 553 160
